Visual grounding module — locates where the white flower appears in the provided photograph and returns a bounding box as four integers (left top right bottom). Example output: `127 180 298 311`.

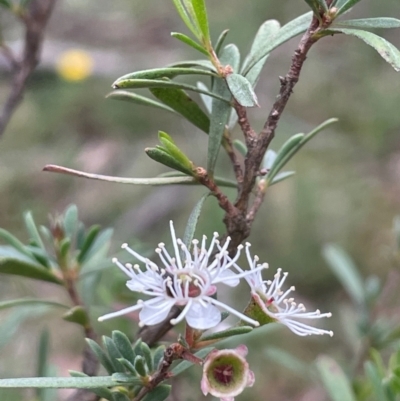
234 243 333 337
98 222 260 330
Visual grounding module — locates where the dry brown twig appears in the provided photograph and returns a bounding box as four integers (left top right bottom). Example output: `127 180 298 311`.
0 0 56 136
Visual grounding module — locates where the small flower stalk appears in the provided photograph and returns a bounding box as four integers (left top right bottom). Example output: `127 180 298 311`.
201 345 255 401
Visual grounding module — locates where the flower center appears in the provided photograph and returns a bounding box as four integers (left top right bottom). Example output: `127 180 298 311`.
213 364 234 385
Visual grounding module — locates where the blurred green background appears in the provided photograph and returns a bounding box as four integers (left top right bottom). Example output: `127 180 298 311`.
1 0 400 400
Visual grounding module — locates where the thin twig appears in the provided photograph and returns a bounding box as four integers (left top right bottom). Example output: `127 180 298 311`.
0 0 56 136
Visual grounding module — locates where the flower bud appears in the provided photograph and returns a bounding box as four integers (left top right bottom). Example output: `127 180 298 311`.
201 345 254 401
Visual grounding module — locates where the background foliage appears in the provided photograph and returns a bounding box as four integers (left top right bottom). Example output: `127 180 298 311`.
0 0 400 400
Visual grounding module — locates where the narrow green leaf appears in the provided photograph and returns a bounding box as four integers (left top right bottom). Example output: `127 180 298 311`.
69 372 114 400
152 346 165 370
207 44 239 175
243 12 313 75
332 0 348 9
269 171 296 186
183 194 209 250
303 0 319 15
24 211 45 250
266 118 337 185
103 337 127 373
171 347 213 376
171 32 209 55
112 331 135 365
197 82 212 114
336 0 363 16
140 342 153 372
226 73 259 107
317 0 328 12
112 392 132 401
242 19 280 87
106 91 176 114
113 67 215 85
0 228 33 257
143 384 171 401
146 147 193 176
80 228 113 265
86 339 115 375
191 0 210 42
334 18 400 29
316 355 357 401
62 306 90 327
364 361 388 401
0 246 62 284
43 164 238 187
0 376 117 389
134 356 147 377
266 134 304 184
167 59 216 71
150 87 210 133
111 373 141 385
329 28 400 71
215 29 229 55
112 79 229 103
322 244 365 305
0 298 69 311
63 205 78 239
171 0 199 38
199 326 253 342
77 225 101 263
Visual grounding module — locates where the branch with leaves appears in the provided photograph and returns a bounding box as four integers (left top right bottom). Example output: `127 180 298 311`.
1 0 400 401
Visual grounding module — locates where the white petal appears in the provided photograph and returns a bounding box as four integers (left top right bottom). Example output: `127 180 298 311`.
185 302 221 330
139 299 175 325
214 270 240 287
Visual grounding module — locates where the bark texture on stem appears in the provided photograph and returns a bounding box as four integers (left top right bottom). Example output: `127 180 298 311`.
0 0 56 136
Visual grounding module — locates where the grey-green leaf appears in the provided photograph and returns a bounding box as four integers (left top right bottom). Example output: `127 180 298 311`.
328 28 400 71
0 298 69 311
242 19 280 87
0 246 62 284
207 44 239 175
199 326 253 342
322 243 365 305
150 87 210 133
24 211 45 250
303 0 319 15
334 18 400 29
63 204 78 239
112 79 229 103
316 356 357 401
107 91 176 114
336 0 363 16
0 376 117 389
226 73 259 107
243 12 313 75
113 67 215 84
171 0 198 37
112 331 135 365
183 194 209 250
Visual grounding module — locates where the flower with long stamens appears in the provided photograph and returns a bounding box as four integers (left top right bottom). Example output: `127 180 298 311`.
234 243 333 337
98 222 260 330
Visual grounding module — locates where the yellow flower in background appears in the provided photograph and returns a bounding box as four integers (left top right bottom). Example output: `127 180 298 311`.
56 49 93 81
